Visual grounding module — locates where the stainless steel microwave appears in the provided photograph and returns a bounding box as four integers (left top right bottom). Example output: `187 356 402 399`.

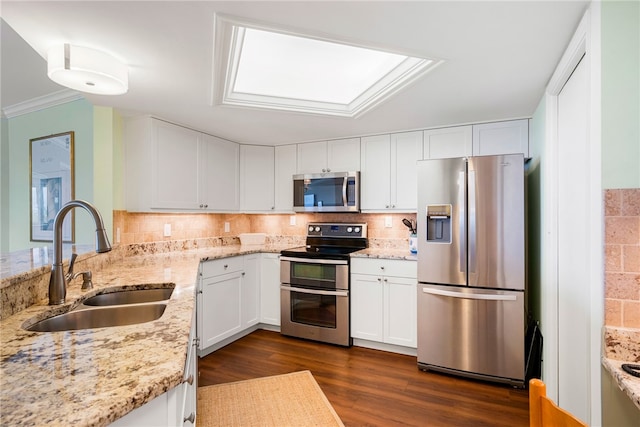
293 171 360 212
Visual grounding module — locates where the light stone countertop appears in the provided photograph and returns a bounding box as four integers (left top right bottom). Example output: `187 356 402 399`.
351 247 417 261
0 244 290 427
602 327 640 410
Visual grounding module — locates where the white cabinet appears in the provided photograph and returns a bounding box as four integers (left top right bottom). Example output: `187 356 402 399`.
351 258 417 348
297 138 360 174
124 116 239 212
274 145 297 212
197 255 261 353
201 134 239 211
199 257 244 350
240 145 275 211
260 253 281 326
472 119 529 157
241 254 260 328
179 308 197 426
360 131 422 211
423 125 472 159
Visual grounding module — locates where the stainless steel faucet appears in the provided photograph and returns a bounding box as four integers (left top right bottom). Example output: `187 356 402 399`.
48 200 112 305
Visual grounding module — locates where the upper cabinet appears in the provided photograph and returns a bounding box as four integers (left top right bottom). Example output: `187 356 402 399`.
423 125 472 159
472 119 529 157
240 145 275 212
201 134 240 211
274 145 297 212
361 131 423 211
124 116 239 212
423 119 529 160
297 138 360 174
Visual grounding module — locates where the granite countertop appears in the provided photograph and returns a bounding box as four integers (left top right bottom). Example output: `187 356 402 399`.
352 247 417 261
602 327 640 410
0 243 289 427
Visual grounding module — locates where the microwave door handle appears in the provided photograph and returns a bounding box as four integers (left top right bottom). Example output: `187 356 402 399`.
342 176 348 206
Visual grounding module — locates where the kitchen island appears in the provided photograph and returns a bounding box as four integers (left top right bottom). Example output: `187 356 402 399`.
0 243 289 426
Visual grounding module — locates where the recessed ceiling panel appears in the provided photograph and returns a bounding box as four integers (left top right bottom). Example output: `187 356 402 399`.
213 15 443 117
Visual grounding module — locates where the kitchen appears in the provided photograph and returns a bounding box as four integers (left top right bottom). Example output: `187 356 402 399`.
1 1 639 426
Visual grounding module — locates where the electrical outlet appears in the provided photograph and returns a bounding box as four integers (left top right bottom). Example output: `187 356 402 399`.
290 215 296 226
224 222 230 233
163 223 171 237
116 227 121 243
385 216 393 228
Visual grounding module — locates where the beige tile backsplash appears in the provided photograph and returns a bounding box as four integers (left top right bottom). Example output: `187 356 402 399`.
604 189 640 328
115 211 417 247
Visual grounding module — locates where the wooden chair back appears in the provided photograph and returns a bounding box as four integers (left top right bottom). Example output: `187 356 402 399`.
529 378 588 427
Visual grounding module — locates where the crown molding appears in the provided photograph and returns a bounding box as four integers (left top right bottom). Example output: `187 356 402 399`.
1 89 84 119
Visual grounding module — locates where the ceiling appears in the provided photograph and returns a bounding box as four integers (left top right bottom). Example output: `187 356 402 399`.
1 1 589 145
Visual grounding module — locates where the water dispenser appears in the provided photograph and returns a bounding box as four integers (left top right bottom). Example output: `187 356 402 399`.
426 205 452 243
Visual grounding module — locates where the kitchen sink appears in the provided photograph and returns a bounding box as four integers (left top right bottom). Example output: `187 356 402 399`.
24 304 167 332
82 287 174 306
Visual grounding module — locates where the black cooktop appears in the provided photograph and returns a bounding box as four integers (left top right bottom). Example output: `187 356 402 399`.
281 223 368 260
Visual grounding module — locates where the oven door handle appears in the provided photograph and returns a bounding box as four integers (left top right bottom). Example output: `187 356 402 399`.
280 256 348 265
281 285 349 297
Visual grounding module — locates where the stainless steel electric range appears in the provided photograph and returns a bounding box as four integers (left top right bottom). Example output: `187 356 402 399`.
280 223 368 346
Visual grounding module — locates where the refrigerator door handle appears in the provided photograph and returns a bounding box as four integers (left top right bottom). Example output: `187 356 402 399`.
458 170 466 275
468 169 477 275
421 287 517 301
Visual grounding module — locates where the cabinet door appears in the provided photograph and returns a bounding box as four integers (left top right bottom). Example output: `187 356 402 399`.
297 141 327 173
360 135 391 210
241 254 260 328
260 253 281 326
384 277 417 348
200 272 242 348
151 120 201 209
201 134 239 211
391 131 423 210
351 274 384 342
274 145 297 212
240 145 275 211
472 119 529 157
327 138 360 172
423 125 472 159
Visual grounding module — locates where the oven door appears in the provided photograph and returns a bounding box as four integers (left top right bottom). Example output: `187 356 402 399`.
280 285 351 346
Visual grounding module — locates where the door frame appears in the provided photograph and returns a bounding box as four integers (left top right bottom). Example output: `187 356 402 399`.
541 4 603 424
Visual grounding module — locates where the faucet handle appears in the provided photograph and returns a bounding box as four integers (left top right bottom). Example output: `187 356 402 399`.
65 253 78 281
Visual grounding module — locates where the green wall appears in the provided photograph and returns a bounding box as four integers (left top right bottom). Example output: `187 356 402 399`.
601 0 640 189
1 117 9 251
5 99 96 250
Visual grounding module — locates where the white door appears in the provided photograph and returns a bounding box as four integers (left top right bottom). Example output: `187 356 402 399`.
557 56 590 420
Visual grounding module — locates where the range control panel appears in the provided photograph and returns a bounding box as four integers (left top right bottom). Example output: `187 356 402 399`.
306 223 367 238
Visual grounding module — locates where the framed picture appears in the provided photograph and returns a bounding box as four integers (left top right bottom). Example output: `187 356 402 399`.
30 131 75 242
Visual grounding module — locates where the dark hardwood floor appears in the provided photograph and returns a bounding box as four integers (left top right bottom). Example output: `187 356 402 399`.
198 330 529 426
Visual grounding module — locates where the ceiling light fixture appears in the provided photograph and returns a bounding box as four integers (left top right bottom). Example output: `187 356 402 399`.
47 44 128 95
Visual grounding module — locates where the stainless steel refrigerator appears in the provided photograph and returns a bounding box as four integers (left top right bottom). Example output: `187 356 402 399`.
416 154 526 386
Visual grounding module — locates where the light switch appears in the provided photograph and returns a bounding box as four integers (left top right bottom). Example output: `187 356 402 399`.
224 222 230 233
290 215 296 226
116 227 121 243
163 223 171 237
384 216 393 228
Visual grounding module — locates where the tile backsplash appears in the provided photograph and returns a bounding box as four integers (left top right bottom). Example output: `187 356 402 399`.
604 189 640 328
114 211 417 247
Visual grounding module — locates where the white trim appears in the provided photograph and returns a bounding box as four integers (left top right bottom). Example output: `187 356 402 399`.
542 5 603 424
1 89 83 118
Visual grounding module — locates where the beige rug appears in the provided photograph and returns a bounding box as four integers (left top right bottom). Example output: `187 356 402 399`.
197 370 345 427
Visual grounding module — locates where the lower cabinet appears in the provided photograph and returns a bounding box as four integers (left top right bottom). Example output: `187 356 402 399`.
260 253 281 326
351 258 417 348
197 255 262 354
110 308 198 427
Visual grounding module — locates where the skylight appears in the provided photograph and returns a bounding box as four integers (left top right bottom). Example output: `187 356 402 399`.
213 16 443 117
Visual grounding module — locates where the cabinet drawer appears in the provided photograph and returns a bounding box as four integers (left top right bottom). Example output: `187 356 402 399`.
351 258 417 278
201 256 243 277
